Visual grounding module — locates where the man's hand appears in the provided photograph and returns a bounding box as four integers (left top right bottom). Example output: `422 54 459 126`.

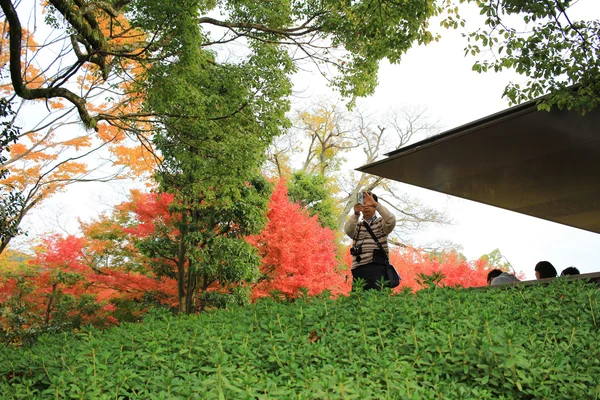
353 203 361 215
363 192 377 208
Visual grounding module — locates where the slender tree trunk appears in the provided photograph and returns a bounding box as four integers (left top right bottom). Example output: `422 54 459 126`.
44 283 58 326
176 221 188 314
185 259 196 313
199 275 210 312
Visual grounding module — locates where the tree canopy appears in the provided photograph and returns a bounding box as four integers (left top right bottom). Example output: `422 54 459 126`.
455 0 600 112
1 0 445 128
0 0 449 252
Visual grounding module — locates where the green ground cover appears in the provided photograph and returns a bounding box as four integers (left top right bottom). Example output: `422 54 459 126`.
1 279 599 399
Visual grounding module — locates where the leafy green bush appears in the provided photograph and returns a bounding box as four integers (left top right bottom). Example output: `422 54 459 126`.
1 279 599 399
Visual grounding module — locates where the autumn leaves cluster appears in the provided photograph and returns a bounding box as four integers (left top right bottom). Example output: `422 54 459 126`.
0 178 498 343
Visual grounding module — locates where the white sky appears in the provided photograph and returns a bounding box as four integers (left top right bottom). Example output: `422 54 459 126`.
16 0 600 280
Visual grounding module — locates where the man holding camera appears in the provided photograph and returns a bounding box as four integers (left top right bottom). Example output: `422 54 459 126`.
344 191 396 290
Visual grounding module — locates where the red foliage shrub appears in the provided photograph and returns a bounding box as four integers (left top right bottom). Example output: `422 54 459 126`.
390 248 489 291
342 245 494 292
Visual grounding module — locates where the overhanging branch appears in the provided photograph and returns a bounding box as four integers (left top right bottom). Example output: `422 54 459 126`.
197 16 322 37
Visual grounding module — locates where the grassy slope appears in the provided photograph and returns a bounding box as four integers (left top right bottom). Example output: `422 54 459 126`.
1 280 600 399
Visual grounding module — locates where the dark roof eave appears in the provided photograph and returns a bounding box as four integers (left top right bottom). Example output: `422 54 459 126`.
357 99 539 172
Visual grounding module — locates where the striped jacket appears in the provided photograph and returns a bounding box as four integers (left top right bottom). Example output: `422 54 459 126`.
344 203 396 269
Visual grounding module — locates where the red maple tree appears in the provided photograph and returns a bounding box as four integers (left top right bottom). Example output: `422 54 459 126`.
248 180 350 299
0 235 121 341
80 190 178 305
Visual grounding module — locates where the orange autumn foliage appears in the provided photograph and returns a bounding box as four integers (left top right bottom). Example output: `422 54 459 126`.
76 12 155 176
0 7 157 253
119 191 177 239
0 235 120 337
0 25 46 93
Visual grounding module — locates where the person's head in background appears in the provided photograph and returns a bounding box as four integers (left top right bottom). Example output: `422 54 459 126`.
560 266 580 276
487 269 503 285
535 261 557 279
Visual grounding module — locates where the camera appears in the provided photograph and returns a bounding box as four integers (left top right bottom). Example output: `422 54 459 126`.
350 245 362 256
357 192 364 205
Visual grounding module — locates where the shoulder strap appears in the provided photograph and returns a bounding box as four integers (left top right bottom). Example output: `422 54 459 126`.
363 221 389 262
353 221 363 242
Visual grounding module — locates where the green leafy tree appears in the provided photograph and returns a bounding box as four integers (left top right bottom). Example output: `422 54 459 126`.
142 7 284 314
477 248 512 271
452 0 600 112
287 172 339 231
126 0 454 313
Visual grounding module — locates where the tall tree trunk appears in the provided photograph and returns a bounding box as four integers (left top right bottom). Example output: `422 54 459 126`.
176 217 188 314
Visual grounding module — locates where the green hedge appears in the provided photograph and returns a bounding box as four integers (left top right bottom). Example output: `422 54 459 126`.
1 279 599 399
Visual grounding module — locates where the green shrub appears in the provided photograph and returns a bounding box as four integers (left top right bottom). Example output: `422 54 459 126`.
1 279 599 399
